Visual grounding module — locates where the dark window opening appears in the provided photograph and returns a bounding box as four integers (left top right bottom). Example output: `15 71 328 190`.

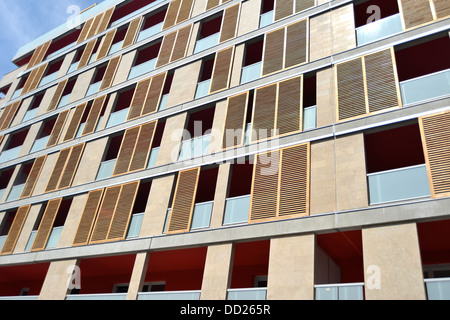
0 85 10 98
244 38 264 67
195 166 219 203
37 118 57 139
62 78 77 96
0 167 14 190
142 8 167 30
45 29 82 59
0 209 17 236
53 198 73 228
92 64 108 84
113 27 128 45
162 72 173 96
132 181 152 214
261 0 274 14
5 129 29 150
110 0 160 26
15 162 34 186
228 159 253 198
198 14 222 39
113 86 135 112
185 106 216 138
353 0 400 28
152 120 165 148
199 56 215 82
135 41 162 66
104 134 124 161
44 58 64 76
303 74 317 108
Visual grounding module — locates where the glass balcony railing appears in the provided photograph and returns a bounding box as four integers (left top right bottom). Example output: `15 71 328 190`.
194 33 220 54
30 136 50 153
227 288 267 300
57 94 71 109
223 195 250 225
163 208 171 234
425 278 450 300
315 283 364 300
11 89 22 100
356 14 403 46
96 159 116 181
178 134 211 161
400 69 450 105
191 201 213 230
147 147 159 168
0 188 6 202
158 93 169 111
137 22 164 43
0 295 39 301
106 108 129 128
0 146 22 163
128 58 157 80
67 62 79 74
0 235 7 251
303 105 317 130
367 164 431 205
137 290 201 300
241 62 262 84
126 213 144 239
45 226 63 249
85 81 102 97
110 0 164 28
25 230 37 252
259 10 274 28
109 41 124 56
66 293 127 300
22 108 38 123
6 184 25 202
194 79 211 99
39 72 58 87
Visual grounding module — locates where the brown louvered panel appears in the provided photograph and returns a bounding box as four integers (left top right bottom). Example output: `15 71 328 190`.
274 0 294 21
252 84 277 141
0 101 21 130
45 148 71 193
168 167 200 233
28 41 52 69
100 56 121 90
122 18 143 49
433 0 450 19
72 189 104 246
206 0 220 10
420 111 450 198
58 143 85 189
220 4 240 43
22 64 48 94
97 7 115 33
279 143 309 217
86 14 104 40
170 25 192 62
107 181 140 241
142 72 166 115
295 0 315 13
21 68 41 94
399 0 434 29
20 156 47 198
82 95 107 135
364 48 399 113
276 76 302 136
176 0 194 24
113 126 140 176
0 205 31 255
128 78 151 120
90 185 121 243
336 58 366 121
46 110 70 148
47 79 68 111
222 92 248 149
63 103 87 142
77 18 95 44
285 20 307 69
96 29 117 61
210 47 234 94
156 31 177 67
77 39 97 69
30 198 62 251
262 28 285 76
129 122 157 172
249 151 279 222
163 0 182 30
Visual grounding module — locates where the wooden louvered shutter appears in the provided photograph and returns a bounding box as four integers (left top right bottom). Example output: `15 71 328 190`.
20 156 47 198
0 205 31 255
77 18 95 43
96 29 117 61
46 110 70 148
83 95 107 135
163 0 182 30
219 4 240 43
263 28 285 76
206 0 220 10
285 19 307 69
114 126 140 175
170 25 192 62
276 76 302 136
100 56 121 90
176 0 194 24
399 0 434 29
77 39 97 69
252 84 277 141
222 92 248 149
296 0 315 13
86 14 104 40
433 0 450 19
274 0 294 21
30 198 62 251
21 64 48 94
128 78 151 120
46 148 71 192
156 31 177 68
27 41 52 69
63 103 87 142
47 79 68 111
90 185 121 243
0 101 21 130
122 18 143 49
72 189 104 246
167 167 200 234
97 7 115 33
419 111 450 198
142 72 166 115
209 47 234 94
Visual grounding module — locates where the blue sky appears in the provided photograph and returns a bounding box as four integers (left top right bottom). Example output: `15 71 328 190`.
0 0 101 78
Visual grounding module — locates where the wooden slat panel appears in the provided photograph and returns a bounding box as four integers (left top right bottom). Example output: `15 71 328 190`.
364 49 399 113
30 198 62 251
96 29 117 61
163 0 182 30
210 47 234 93
170 25 192 62
0 101 21 131
77 18 95 44
72 189 104 246
47 79 68 111
142 72 166 115
220 4 240 43
63 103 87 142
122 18 143 49
295 0 315 13
285 20 307 69
90 185 121 243
86 13 104 39
100 55 121 90
252 84 277 141
22 64 48 94
46 110 70 148
0 205 31 255
128 78 151 120
97 7 115 33
167 167 200 233
20 156 47 198
279 143 309 217
57 143 85 189
222 92 248 149
176 0 194 24
206 0 220 10
433 0 450 19
77 39 97 69
28 41 52 69
420 111 450 197
156 31 177 68
45 148 71 193
107 181 140 240
276 76 302 136
336 57 366 121
262 28 285 76
399 0 434 29
129 121 156 172
250 150 279 222
274 0 294 21
113 126 140 176
82 95 107 135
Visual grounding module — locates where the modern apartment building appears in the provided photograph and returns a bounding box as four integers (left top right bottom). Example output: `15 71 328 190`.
0 0 449 301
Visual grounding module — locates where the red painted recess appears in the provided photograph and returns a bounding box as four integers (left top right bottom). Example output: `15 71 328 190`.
417 219 450 265
0 262 50 296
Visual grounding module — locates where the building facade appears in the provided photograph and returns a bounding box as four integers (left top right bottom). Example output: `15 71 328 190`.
0 0 449 300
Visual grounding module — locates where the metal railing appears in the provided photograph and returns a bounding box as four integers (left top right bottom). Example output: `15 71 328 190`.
315 283 364 300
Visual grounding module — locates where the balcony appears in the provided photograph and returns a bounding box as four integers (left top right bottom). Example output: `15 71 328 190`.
303 105 317 130
108 41 124 56
356 14 403 46
137 22 164 43
191 201 213 230
178 134 211 161
425 278 450 300
400 69 450 105
126 213 144 239
128 58 157 80
22 108 38 123
259 10 274 28
138 290 201 300
0 146 22 163
158 93 168 111
110 0 164 28
241 62 262 84
66 293 127 300
194 79 211 99
367 164 431 205
223 195 250 225
0 188 5 202
30 136 50 153
96 159 116 181
0 235 6 251
147 147 159 168
315 283 365 300
67 61 79 75
11 89 22 100
194 33 220 54
6 183 25 202
24 226 62 251
106 108 129 128
39 72 58 87
85 81 102 97
227 288 267 300
57 94 71 109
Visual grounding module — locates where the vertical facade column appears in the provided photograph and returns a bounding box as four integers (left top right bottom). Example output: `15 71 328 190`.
126 251 150 300
200 243 234 300
210 163 231 228
267 234 315 300
362 223 426 300
39 259 80 300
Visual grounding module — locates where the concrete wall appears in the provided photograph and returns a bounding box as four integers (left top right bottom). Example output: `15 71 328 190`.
39 259 79 300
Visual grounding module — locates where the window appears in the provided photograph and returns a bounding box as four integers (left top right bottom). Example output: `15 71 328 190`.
106 87 134 128
194 14 222 53
241 38 263 84
128 41 161 80
137 8 166 42
39 58 64 87
22 93 43 122
0 128 29 163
